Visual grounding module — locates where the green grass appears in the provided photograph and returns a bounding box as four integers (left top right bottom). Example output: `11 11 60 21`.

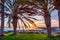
0 33 60 40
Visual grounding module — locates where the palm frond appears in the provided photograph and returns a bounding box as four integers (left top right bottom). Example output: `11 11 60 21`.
27 17 38 21
7 16 11 28
19 8 38 16
5 0 11 8
16 0 33 4
23 16 36 27
19 17 28 28
0 3 9 10
25 21 30 28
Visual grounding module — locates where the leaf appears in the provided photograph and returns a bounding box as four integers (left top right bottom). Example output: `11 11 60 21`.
24 16 36 27
27 17 38 21
19 17 28 28
7 16 11 28
25 21 30 28
16 0 33 4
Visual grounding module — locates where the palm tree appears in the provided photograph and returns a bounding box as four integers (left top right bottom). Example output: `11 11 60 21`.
0 0 5 36
33 0 52 37
4 0 38 35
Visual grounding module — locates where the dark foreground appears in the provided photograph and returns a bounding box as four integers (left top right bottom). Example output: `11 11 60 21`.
0 33 60 40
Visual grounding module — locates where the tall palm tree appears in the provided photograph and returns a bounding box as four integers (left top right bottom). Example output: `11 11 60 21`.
4 0 38 35
33 0 52 37
0 0 5 36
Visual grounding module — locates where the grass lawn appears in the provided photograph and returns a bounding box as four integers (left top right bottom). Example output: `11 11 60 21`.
0 33 60 40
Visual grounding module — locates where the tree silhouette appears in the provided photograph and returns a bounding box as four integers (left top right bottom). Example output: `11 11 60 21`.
3 0 38 35
0 0 5 36
32 0 52 37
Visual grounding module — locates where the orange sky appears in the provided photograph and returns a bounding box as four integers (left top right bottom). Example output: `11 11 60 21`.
4 19 59 27
35 20 59 27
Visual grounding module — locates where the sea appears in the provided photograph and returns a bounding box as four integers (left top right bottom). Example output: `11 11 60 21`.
0 27 26 32
0 26 59 32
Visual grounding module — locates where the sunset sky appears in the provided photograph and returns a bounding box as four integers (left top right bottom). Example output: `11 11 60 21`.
2 10 58 27
0 10 59 27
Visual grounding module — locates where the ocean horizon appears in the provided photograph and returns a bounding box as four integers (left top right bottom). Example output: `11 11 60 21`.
0 26 59 32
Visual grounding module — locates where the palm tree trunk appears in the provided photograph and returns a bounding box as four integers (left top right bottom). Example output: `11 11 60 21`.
44 11 52 37
58 9 60 32
12 16 18 35
0 0 4 36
